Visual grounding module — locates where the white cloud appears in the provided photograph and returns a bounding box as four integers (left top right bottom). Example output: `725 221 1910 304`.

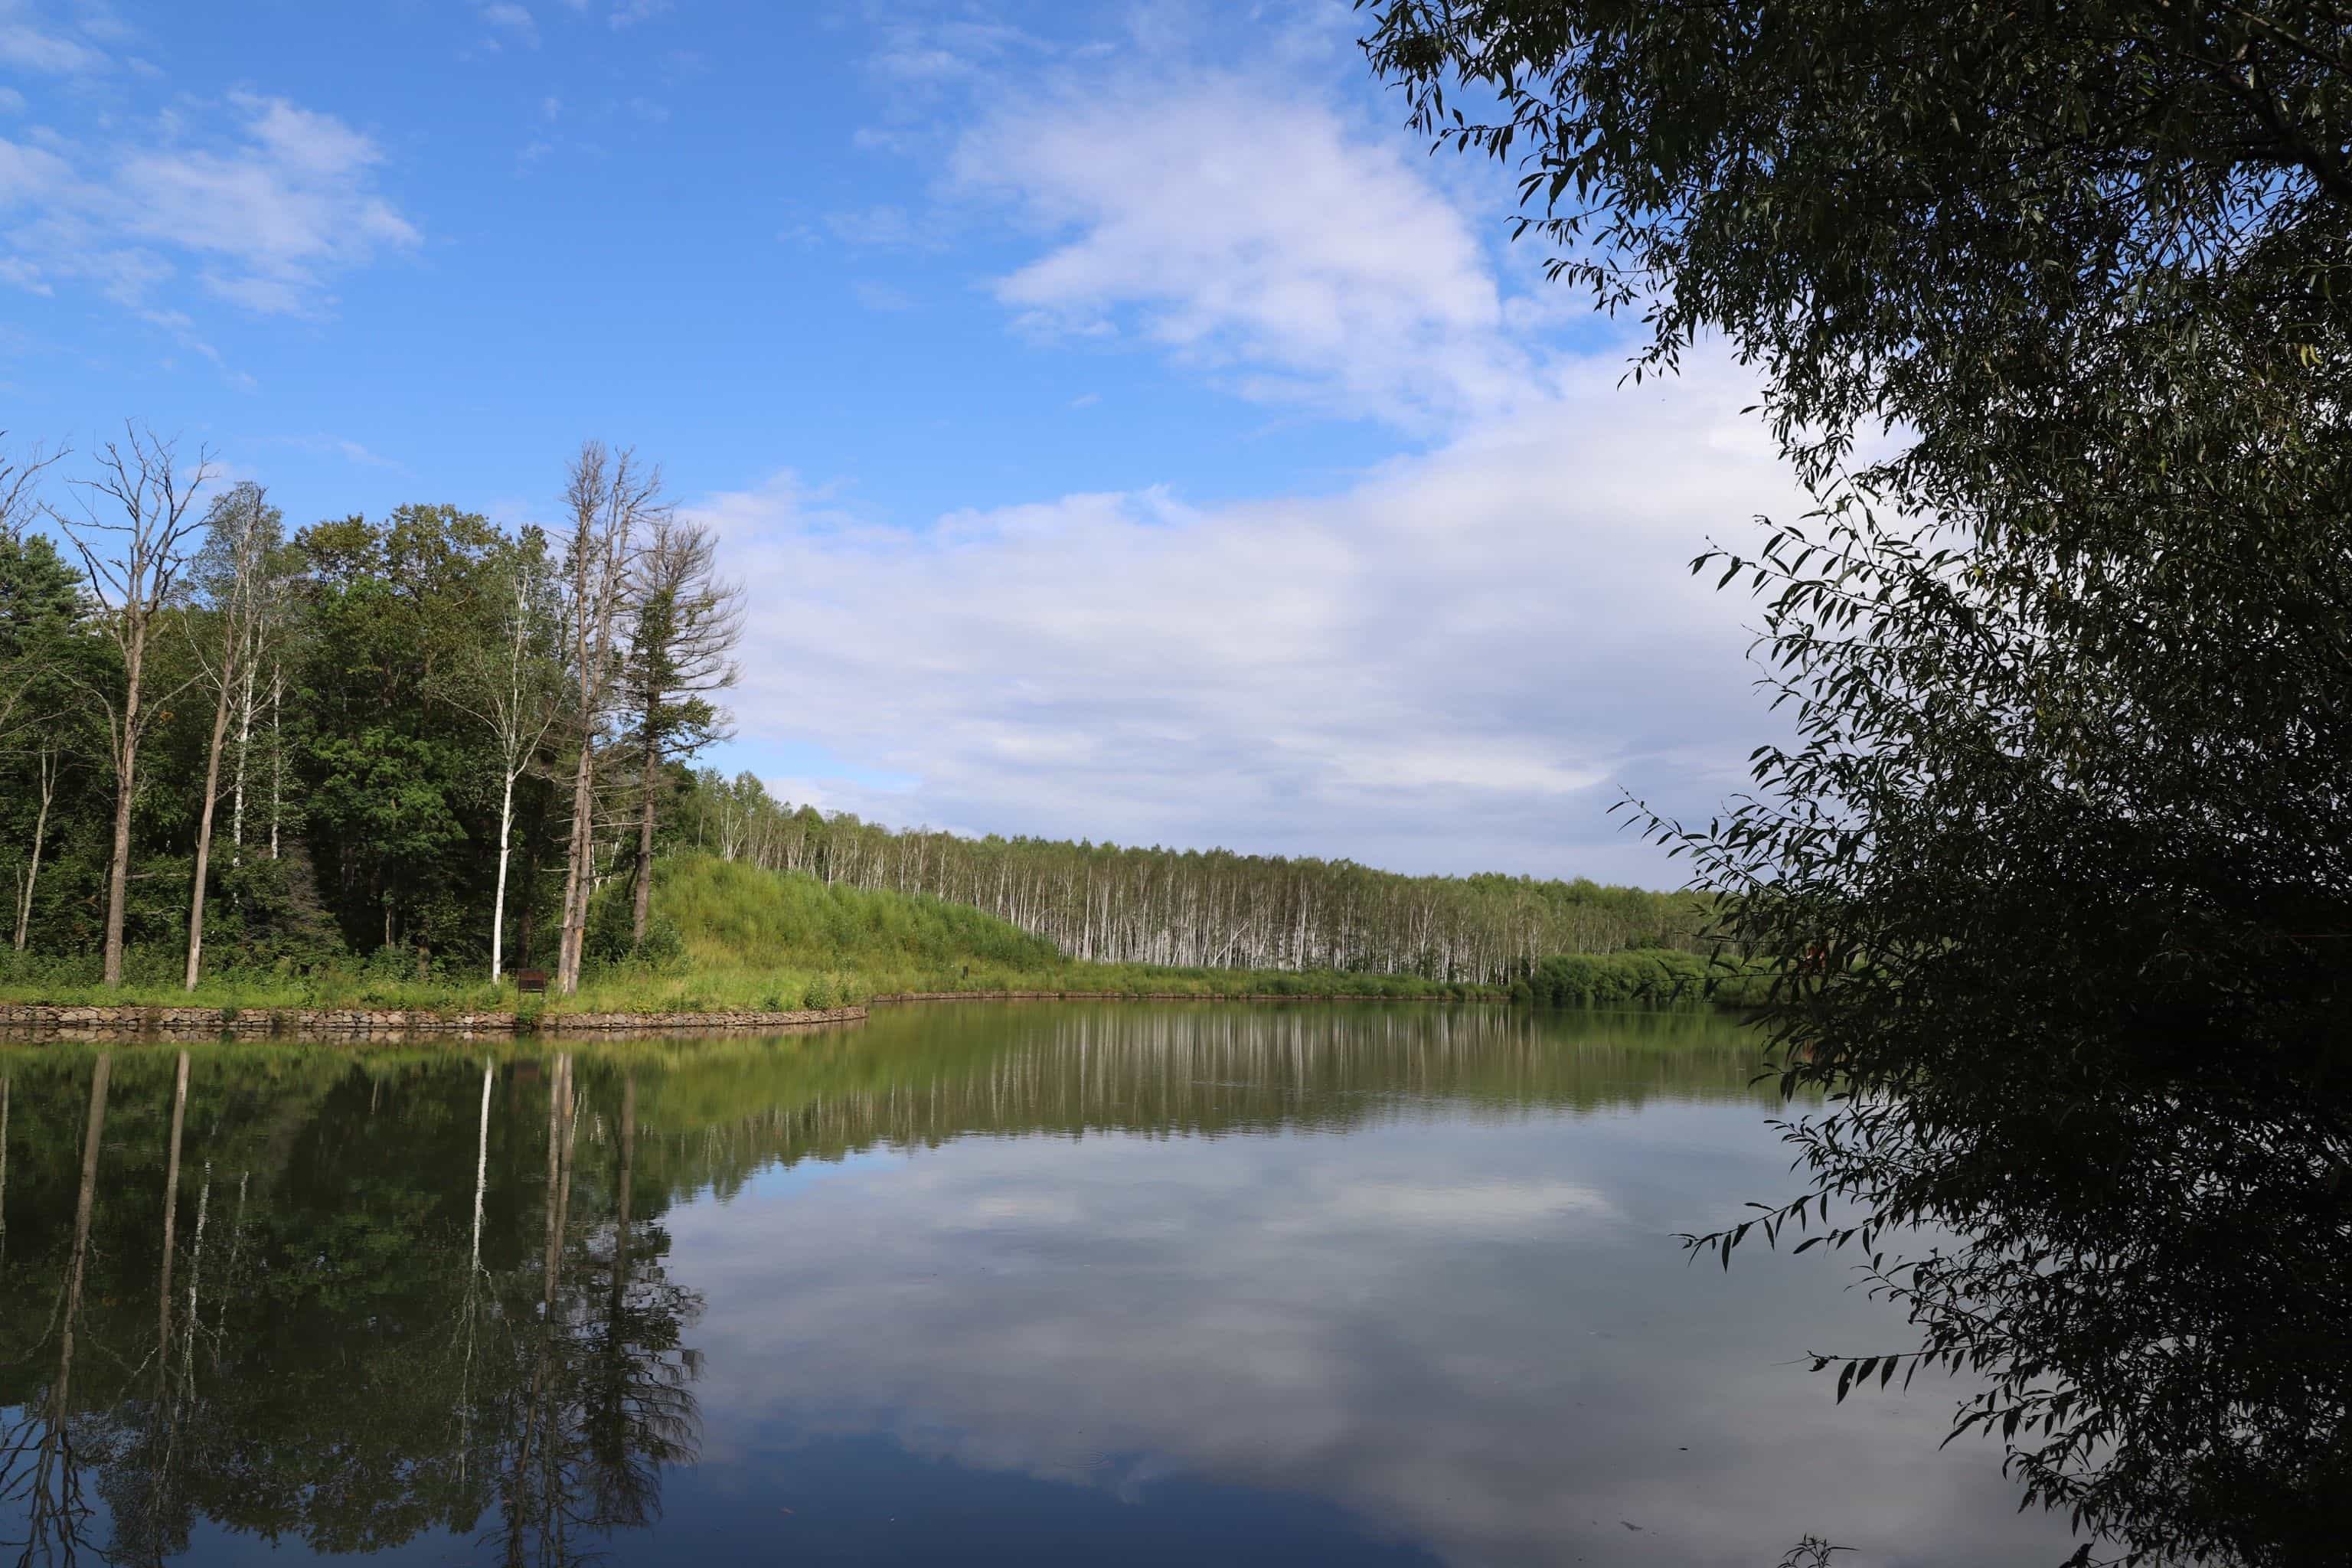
70 1 134 47
0 253 48 292
481 2 537 45
850 278 915 312
0 132 72 204
956 76 1525 428
263 432 406 472
690 351 1792 884
826 202 923 248
607 0 667 28
869 17 1031 86
0 87 27 114
662 1084 2082 1565
139 305 256 390
0 91 418 321
0 15 105 74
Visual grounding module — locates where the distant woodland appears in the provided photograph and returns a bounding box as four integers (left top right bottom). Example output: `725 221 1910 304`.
685 774 1713 985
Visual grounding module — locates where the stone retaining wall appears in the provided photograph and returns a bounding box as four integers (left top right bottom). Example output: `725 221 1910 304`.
867 990 1449 1004
0 988 1450 1043
0 1003 866 1042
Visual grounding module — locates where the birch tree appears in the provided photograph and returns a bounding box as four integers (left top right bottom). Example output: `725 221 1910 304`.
12 750 55 952
553 443 660 995
459 529 561 982
181 482 284 989
620 514 740 947
227 541 297 864
54 428 216 987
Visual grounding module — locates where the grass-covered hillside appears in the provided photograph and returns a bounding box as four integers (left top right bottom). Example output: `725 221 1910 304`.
607 854 1508 1009
0 854 1540 1014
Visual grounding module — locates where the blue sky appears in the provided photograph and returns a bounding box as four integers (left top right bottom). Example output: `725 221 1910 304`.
2 0 1795 886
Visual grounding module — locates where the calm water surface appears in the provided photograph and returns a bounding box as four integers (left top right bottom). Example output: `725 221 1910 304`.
0 1004 2078 1565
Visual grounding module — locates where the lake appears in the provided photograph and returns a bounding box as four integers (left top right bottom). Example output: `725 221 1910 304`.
0 1003 2080 1565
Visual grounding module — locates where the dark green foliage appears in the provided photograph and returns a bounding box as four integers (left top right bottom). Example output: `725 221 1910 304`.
292 505 541 960
204 847 346 969
0 529 82 658
583 879 687 969
1519 949 1745 1009
2 496 574 980
1365 2 2352 1560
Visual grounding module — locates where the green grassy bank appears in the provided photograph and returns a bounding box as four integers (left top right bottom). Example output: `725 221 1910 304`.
0 854 1758 1016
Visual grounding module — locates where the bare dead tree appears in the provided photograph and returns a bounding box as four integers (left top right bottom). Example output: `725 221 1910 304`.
181 482 283 990
0 433 65 543
554 443 662 995
54 427 217 987
621 514 741 946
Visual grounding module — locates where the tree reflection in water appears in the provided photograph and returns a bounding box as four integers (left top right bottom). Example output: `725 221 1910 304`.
0 1006 1753 1565
0 1047 706 1566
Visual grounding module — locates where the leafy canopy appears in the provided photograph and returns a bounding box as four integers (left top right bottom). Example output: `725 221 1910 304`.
1364 3 2352 1562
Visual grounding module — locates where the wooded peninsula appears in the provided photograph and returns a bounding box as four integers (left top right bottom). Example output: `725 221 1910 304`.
0 430 1728 1017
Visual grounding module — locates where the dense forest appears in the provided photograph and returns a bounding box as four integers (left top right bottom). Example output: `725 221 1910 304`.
1 429 1710 1001
0 430 738 997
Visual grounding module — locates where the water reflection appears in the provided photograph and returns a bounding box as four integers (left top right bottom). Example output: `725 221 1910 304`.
0 1044 704 1566
0 1005 2076 1565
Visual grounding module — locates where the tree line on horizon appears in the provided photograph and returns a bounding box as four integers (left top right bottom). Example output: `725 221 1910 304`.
681 769 1719 985
0 427 740 996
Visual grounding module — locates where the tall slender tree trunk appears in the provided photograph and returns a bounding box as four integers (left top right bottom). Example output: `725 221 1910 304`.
158 1052 188 1357
612 1070 634 1319
472 1058 493 1272
14 747 54 951
181 1166 211 1393
230 658 256 861
102 632 145 986
52 1054 108 1430
217 1170 247 1350
184 675 234 990
492 767 518 983
631 724 658 948
459 1061 491 1496
20 1057 106 1553
509 1051 573 1564
541 1054 575 1335
268 662 283 861
557 746 595 993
